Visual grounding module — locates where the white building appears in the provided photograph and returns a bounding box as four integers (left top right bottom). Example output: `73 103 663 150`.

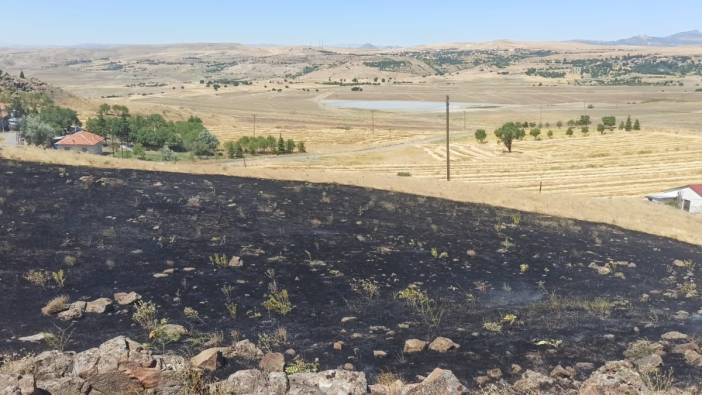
647 185 702 213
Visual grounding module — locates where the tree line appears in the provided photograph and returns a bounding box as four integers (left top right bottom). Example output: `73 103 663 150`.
223 135 306 159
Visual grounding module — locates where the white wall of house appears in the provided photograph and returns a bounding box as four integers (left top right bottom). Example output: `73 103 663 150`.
55 144 103 154
675 188 702 213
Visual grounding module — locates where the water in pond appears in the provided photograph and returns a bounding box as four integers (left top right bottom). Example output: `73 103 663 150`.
321 99 502 113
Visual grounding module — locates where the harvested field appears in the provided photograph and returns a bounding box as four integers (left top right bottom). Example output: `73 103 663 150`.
1 159 701 388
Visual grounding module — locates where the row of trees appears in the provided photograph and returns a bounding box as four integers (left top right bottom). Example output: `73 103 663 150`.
15 93 81 146
223 135 306 158
85 104 220 156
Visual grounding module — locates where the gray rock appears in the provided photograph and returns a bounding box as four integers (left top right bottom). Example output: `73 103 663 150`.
579 360 647 395
57 301 86 321
85 298 113 314
403 339 428 353
428 337 459 353
113 291 141 305
209 369 287 395
288 369 367 395
259 352 285 373
403 368 466 395
513 370 555 393
18 333 49 343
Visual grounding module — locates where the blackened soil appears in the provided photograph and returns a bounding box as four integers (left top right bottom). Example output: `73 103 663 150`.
1 159 701 386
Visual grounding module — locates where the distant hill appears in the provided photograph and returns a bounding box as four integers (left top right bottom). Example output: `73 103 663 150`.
577 30 702 47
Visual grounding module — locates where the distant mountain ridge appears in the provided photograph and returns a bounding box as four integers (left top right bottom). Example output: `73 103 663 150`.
577 30 702 46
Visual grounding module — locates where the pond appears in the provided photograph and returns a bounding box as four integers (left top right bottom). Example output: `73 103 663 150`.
321 99 502 113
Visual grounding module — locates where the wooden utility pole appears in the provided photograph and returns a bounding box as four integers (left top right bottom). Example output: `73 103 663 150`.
253 114 256 137
463 111 466 130
371 110 375 133
446 95 450 181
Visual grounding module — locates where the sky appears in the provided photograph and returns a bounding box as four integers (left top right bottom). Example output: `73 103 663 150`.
3 0 701 47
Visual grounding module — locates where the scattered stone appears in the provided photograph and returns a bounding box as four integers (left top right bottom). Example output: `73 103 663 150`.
285 349 296 358
153 324 187 341
511 364 523 375
183 267 196 272
403 339 427 353
403 368 466 395
114 292 141 305
684 350 702 367
190 348 226 371
672 342 700 355
575 362 595 374
673 310 690 321
259 352 285 373
579 360 646 395
343 363 354 371
632 353 663 374
86 297 113 314
333 341 344 351
428 337 459 353
229 339 264 360
487 368 503 380
288 370 367 395
58 301 86 321
474 375 490 386
661 331 689 341
341 316 357 324
228 256 243 267
513 370 555 393
18 333 49 343
373 350 387 358
153 273 169 278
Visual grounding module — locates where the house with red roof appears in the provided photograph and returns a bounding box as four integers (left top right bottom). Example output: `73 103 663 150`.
54 131 105 154
647 185 702 213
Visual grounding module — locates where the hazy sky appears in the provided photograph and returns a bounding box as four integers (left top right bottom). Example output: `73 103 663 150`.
3 0 701 46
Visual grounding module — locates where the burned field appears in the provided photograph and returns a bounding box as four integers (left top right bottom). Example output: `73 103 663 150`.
0 159 701 388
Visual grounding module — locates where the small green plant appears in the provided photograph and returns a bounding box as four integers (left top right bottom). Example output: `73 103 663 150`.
225 302 237 319
258 327 288 352
183 307 201 321
511 213 521 226
502 313 518 325
397 285 444 330
51 270 66 288
149 319 182 353
350 278 380 299
132 300 159 332
42 323 75 352
483 321 503 333
209 253 229 269
23 270 50 288
285 357 319 374
262 289 293 316
641 368 674 392
519 264 529 273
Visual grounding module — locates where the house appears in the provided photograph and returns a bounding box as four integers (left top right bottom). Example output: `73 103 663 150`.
647 185 702 213
54 130 105 154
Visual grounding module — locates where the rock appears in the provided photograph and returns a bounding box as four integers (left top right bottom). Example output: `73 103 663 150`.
32 351 74 381
684 350 702 367
661 331 689 341
36 376 84 395
86 371 144 394
513 370 555 393
550 365 574 379
259 352 285 373
229 339 264 360
373 350 387 358
487 368 503 380
672 342 700 355
229 256 243 267
190 348 226 371
18 333 49 343
210 369 287 395
57 301 86 321
0 373 35 395
673 310 690 321
428 337 459 353
285 349 297 358
96 336 152 374
632 353 663 374
579 360 647 395
474 375 491 386
73 347 100 378
343 363 354 371
511 364 523 375
86 297 113 314
113 291 141 305
288 369 367 395
403 368 466 395
120 362 162 389
333 341 344 351
153 273 169 278
403 339 428 353
341 316 357 324
575 362 595 375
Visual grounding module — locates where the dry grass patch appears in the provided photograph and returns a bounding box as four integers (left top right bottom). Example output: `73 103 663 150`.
41 295 69 316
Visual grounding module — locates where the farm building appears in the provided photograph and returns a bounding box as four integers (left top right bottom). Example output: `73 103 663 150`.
54 130 105 154
647 185 702 213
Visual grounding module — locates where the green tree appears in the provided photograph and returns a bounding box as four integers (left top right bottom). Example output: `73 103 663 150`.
19 71 25 79
132 143 146 160
633 119 641 130
547 130 554 139
474 129 487 143
494 122 525 153
235 143 244 158
556 120 563 128
297 141 306 153
581 126 589 135
224 141 236 159
619 121 625 130
625 115 632 131
597 124 606 134
601 116 616 129
190 129 219 156
529 128 541 140
285 139 295 153
577 115 591 126
566 127 574 137
277 136 285 154
21 114 56 146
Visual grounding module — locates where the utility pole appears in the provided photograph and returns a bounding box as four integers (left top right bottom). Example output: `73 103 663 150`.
446 95 450 181
463 111 466 130
371 110 375 134
253 114 256 137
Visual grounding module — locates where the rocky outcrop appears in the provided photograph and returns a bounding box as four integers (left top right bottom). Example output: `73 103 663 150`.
579 360 647 395
403 368 466 394
288 369 367 395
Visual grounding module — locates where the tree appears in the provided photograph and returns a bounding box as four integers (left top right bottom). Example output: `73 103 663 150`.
19 71 25 79
577 115 591 126
235 143 244 158
285 139 295 153
529 128 541 140
474 129 487 143
619 121 625 130
132 143 146 160
224 141 236 159
494 122 525 153
556 120 563 128
597 124 606 134
21 114 56 146
297 141 306 153
277 136 285 154
625 115 632 131
602 116 616 129
189 129 219 156
581 126 589 135
547 130 554 139
633 119 641 130
566 127 574 137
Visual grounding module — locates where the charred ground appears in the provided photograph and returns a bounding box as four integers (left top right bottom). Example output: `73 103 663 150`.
0 159 701 386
